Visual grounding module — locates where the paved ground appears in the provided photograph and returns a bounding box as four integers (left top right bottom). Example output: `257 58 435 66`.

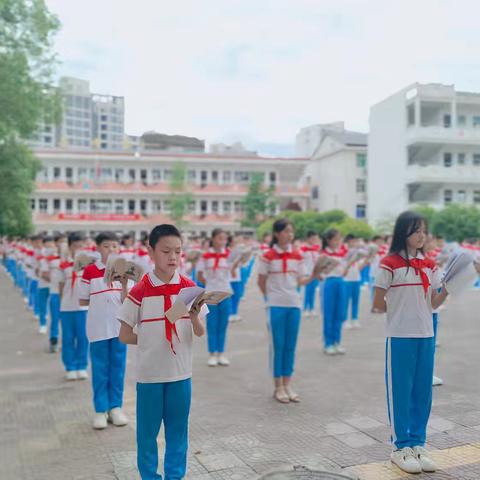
1 265 480 479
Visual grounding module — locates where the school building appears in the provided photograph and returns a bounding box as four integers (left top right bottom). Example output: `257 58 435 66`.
30 149 310 238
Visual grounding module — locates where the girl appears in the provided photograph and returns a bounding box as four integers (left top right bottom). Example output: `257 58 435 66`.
301 231 321 318
197 229 239 367
320 229 348 355
257 219 313 403
372 211 448 474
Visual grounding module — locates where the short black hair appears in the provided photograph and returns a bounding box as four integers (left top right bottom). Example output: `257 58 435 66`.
68 231 86 246
306 231 317 238
149 224 182 249
43 235 54 243
54 233 66 243
344 233 356 242
121 233 134 245
30 234 42 241
95 231 119 246
372 235 382 242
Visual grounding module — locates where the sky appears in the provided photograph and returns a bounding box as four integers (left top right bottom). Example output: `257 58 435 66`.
46 0 480 156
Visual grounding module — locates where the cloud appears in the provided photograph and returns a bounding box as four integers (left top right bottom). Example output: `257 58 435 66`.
45 0 480 154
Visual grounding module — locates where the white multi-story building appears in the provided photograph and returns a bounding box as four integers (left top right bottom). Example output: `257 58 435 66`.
304 127 368 219
92 94 125 150
31 149 310 238
369 83 480 225
295 122 346 157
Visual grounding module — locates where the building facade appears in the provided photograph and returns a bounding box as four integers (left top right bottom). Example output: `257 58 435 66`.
295 122 346 157
368 83 480 225
304 128 368 219
31 149 310 238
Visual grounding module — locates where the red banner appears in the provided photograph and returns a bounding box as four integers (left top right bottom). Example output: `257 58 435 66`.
57 213 142 221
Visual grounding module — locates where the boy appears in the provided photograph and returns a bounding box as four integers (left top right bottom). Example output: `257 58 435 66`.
118 224 207 480
79 232 130 430
36 236 55 334
59 232 89 380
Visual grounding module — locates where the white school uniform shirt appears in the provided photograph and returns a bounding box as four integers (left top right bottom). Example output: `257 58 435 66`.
133 247 154 274
37 249 51 289
196 248 233 293
375 252 441 338
300 244 321 275
119 247 136 261
24 248 35 279
117 270 208 383
79 260 134 342
257 244 306 308
47 254 62 295
321 247 347 278
58 258 88 312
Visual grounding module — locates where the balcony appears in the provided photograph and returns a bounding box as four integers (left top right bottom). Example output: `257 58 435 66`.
406 126 480 146
405 164 480 185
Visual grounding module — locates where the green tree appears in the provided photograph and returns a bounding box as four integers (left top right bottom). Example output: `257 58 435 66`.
331 217 374 239
0 0 61 236
430 204 480 242
168 162 192 226
241 172 277 228
413 205 437 230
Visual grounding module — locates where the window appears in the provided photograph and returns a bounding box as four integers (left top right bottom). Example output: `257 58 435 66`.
78 199 87 212
474 154 480 166
200 171 208 186
444 189 453 205
101 133 107 140
269 172 277 184
163 170 172 181
115 199 124 214
356 204 366 219
128 200 135 214
101 115 107 122
311 186 319 199
356 153 367 168
152 169 161 183
65 199 73 212
54 167 61 179
223 201 231 213
78 167 88 181
128 169 136 182
101 124 107 131
152 200 162 212
100 168 113 182
443 152 453 167
200 200 207 214
473 116 480 127
356 179 366 193
223 171 232 183
30 198 36 210
211 171 219 183
163 200 171 212
188 201 196 213
457 190 466 203
234 201 244 213
140 200 147 214
458 115 466 126
443 114 451 128
140 169 147 185
212 201 219 213
44 136 52 143
53 199 61 213
234 171 249 183
115 168 124 182
39 198 48 212
187 170 196 181
458 153 466 165
474 191 480 204
101 142 107 149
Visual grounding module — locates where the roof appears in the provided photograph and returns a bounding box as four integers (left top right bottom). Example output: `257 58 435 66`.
326 130 368 147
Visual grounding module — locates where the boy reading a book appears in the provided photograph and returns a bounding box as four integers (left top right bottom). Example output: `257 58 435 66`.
118 224 207 480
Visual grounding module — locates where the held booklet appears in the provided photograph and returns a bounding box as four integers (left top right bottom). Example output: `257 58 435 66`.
442 250 478 295
165 287 231 324
313 255 341 276
104 254 145 283
74 251 101 272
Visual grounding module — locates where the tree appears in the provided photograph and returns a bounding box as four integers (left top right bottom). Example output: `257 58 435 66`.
430 204 480 242
168 162 192 226
241 172 277 228
331 217 374 239
0 0 60 236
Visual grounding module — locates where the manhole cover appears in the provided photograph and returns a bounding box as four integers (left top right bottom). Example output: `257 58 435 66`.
259 468 354 480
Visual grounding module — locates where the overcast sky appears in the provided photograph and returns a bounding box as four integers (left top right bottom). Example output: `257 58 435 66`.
46 0 480 155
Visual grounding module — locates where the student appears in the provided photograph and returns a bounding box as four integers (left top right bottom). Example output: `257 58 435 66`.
59 232 90 381
118 224 207 480
228 234 247 323
120 233 137 260
79 232 131 430
197 229 239 367
134 233 154 273
301 231 321 318
321 229 348 355
372 211 448 474
257 219 313 403
36 236 53 334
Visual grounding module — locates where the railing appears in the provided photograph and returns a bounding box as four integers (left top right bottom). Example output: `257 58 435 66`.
405 164 480 184
406 126 480 144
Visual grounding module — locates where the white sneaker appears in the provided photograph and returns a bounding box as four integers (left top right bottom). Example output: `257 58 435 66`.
109 407 128 426
38 325 47 334
324 346 337 355
413 446 437 472
77 370 88 380
66 371 78 381
92 412 108 430
207 355 218 367
351 321 361 329
303 311 312 319
229 314 242 323
390 447 422 474
218 355 230 366
344 320 353 329
432 375 444 386
334 344 346 355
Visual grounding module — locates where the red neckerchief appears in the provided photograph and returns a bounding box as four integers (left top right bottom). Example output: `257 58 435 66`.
301 245 320 252
137 248 149 257
47 255 60 262
203 249 229 270
409 257 431 296
60 260 77 294
322 247 345 258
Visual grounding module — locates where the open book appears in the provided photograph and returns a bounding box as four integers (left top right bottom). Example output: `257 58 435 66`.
313 255 341 276
104 254 144 283
443 250 478 295
74 251 100 272
165 286 231 324
230 246 253 265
